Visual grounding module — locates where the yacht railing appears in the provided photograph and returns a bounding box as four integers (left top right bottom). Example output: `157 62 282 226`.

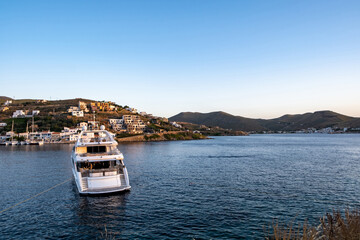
80 167 124 177
78 137 113 144
76 149 121 158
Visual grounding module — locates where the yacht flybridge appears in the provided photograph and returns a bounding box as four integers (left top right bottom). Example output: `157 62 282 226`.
71 125 131 194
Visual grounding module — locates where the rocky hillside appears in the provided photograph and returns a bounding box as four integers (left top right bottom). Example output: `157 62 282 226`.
170 111 360 132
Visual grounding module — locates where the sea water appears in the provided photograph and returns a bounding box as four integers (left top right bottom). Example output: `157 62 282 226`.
1 134 360 239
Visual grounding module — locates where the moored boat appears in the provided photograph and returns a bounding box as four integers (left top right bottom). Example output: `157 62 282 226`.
71 125 131 194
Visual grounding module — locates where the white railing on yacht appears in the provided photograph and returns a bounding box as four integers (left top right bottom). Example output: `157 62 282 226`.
80 167 124 177
79 137 113 144
76 149 121 158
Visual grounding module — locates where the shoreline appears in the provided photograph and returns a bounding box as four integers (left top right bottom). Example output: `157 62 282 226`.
116 131 209 142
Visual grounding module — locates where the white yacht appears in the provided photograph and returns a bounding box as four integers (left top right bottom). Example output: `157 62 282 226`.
71 125 131 194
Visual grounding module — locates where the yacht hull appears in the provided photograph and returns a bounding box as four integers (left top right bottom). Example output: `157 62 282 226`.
78 186 131 195
72 168 131 195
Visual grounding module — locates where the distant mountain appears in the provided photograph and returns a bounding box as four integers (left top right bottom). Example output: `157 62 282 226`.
169 111 266 131
169 110 360 132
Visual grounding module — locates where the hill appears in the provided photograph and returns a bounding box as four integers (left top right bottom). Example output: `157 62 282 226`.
169 111 266 131
0 98 132 133
0 96 13 102
0 98 187 136
169 111 360 132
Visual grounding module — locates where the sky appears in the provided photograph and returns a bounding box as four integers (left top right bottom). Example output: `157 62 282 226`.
0 0 359 119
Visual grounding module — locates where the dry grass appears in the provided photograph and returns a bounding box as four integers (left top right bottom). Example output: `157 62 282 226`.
266 209 360 240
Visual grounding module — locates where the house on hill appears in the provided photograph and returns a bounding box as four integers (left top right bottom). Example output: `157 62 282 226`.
72 110 84 117
125 107 137 113
12 110 26 118
4 100 12 106
32 110 40 116
12 110 40 118
109 119 125 132
68 106 80 113
122 115 146 134
0 107 9 112
90 101 116 112
78 101 89 112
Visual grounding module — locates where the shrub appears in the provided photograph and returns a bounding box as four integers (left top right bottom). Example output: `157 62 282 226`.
266 209 360 240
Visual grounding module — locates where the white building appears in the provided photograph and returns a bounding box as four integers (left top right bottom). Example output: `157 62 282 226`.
29 132 42 140
4 100 12 106
12 110 26 118
6 131 15 137
109 119 125 132
69 134 80 141
60 132 79 142
40 132 52 141
72 110 84 117
62 127 80 134
171 122 182 128
125 107 137 113
51 132 61 142
60 127 81 142
78 101 89 112
68 106 80 113
19 132 29 139
32 110 40 116
109 119 123 125
121 115 146 133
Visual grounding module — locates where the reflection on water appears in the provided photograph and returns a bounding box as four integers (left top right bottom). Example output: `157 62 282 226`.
75 192 129 238
1 135 360 239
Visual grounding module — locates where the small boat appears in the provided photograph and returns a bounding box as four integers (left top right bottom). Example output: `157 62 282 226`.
71 125 131 195
27 140 44 145
8 141 18 145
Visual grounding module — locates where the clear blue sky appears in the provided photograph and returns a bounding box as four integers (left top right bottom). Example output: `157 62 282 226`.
1 0 359 118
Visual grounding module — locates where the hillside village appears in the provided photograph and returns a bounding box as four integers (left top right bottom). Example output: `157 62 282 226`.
0 97 215 144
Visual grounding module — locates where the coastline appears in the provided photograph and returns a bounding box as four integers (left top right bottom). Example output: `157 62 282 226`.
116 131 209 142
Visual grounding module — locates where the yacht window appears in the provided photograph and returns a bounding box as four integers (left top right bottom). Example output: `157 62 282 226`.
77 161 91 171
91 161 110 169
77 160 119 171
87 146 106 153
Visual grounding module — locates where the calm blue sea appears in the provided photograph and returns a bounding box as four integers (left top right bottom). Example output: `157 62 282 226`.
1 134 360 239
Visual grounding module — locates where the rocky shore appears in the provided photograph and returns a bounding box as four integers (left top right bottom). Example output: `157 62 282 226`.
116 131 209 142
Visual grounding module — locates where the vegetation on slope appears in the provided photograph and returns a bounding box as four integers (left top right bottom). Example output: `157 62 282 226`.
170 111 266 132
0 98 137 133
266 209 360 240
170 111 360 132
